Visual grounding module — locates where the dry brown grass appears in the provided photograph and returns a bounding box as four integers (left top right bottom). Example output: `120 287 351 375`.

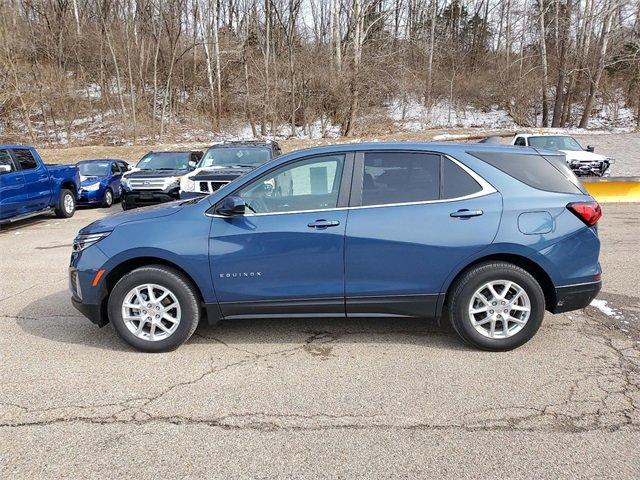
39 128 502 165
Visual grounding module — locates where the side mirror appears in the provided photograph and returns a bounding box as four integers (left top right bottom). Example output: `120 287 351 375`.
586 145 595 153
0 165 12 173
217 195 246 216
188 160 197 170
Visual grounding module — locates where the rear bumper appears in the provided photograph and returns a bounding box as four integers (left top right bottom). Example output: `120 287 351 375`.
550 281 601 314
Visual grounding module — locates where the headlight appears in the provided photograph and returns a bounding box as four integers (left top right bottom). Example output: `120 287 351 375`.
84 182 101 191
180 175 196 192
606 157 615 164
165 176 180 189
72 232 111 252
121 176 131 188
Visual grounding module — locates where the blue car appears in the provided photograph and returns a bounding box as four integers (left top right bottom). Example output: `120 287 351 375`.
70 143 602 352
77 159 130 208
77 159 131 208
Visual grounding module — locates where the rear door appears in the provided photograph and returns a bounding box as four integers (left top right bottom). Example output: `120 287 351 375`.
209 153 353 318
0 149 27 219
10 148 51 211
344 151 502 318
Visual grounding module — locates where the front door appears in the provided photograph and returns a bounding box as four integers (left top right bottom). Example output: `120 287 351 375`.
345 151 502 318
0 149 27 219
209 153 353 319
10 148 50 211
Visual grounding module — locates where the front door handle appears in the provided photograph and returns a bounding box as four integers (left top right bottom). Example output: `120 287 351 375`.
308 219 340 229
450 209 483 218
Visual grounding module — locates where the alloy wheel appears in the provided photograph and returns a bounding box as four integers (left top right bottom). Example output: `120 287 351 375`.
468 280 531 339
121 284 181 341
64 193 75 214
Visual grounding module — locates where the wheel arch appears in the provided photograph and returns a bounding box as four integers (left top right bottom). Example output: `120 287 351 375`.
60 180 77 195
100 256 206 324
441 253 556 314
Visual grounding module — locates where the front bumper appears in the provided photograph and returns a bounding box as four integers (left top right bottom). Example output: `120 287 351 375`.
550 281 601 314
121 188 180 209
77 188 104 204
570 160 611 177
71 295 107 327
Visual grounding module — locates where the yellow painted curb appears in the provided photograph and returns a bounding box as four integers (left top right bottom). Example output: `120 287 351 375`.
583 177 640 203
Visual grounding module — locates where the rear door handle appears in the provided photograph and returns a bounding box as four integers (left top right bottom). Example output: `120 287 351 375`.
450 209 483 218
308 219 340 229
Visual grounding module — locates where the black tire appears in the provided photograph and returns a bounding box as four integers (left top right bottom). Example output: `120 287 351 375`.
448 262 545 351
121 197 130 210
54 189 76 218
107 265 201 352
102 188 114 208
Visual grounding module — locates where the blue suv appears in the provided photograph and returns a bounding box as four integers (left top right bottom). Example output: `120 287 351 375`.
70 143 602 352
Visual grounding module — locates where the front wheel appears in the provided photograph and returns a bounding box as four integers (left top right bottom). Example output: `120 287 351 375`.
107 265 201 352
54 189 76 218
102 188 114 208
448 262 545 351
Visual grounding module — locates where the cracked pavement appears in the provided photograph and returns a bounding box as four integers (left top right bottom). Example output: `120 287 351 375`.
0 204 638 478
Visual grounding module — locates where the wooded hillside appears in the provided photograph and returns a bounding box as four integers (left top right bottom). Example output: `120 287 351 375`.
0 0 638 144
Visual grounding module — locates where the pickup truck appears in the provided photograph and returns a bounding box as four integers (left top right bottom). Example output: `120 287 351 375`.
0 145 80 224
511 134 613 176
180 140 282 197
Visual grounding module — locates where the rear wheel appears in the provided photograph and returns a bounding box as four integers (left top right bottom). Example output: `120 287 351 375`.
107 266 201 352
54 189 76 218
448 262 545 351
102 188 113 208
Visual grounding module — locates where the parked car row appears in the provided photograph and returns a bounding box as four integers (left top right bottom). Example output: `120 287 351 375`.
0 140 282 223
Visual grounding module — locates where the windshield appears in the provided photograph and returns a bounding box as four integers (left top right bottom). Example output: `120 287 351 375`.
528 136 583 151
79 162 110 176
199 147 271 168
136 152 190 170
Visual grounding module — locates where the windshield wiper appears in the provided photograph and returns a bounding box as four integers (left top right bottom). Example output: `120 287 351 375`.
229 164 257 168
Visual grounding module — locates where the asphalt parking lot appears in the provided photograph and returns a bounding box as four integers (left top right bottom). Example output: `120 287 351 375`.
1 203 639 478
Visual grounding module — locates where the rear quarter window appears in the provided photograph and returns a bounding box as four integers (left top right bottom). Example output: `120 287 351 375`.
467 151 582 194
441 157 482 199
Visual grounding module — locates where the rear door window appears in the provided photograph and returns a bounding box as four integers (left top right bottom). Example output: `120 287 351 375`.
362 152 440 206
468 151 582 194
11 149 38 170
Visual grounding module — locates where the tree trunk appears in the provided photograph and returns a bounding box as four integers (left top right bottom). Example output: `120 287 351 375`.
579 3 614 128
537 0 549 127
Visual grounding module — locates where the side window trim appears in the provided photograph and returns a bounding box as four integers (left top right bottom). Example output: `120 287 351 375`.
349 150 496 208
208 152 355 217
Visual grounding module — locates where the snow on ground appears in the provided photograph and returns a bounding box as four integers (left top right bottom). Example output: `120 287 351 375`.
388 99 515 131
590 299 624 320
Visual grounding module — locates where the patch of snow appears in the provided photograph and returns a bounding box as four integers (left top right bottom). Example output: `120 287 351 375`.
590 299 624 320
389 99 516 131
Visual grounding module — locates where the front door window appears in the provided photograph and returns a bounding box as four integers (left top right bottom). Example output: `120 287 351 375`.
237 155 345 214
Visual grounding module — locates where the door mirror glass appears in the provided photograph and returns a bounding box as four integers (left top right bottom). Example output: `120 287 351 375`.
217 195 246 216
586 145 595 152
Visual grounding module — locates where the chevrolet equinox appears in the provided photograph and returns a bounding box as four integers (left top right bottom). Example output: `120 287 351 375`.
70 143 602 352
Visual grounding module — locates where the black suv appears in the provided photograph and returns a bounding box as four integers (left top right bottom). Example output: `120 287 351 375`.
180 141 281 197
121 151 203 210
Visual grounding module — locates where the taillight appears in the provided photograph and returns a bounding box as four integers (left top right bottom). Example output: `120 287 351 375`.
567 201 602 226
